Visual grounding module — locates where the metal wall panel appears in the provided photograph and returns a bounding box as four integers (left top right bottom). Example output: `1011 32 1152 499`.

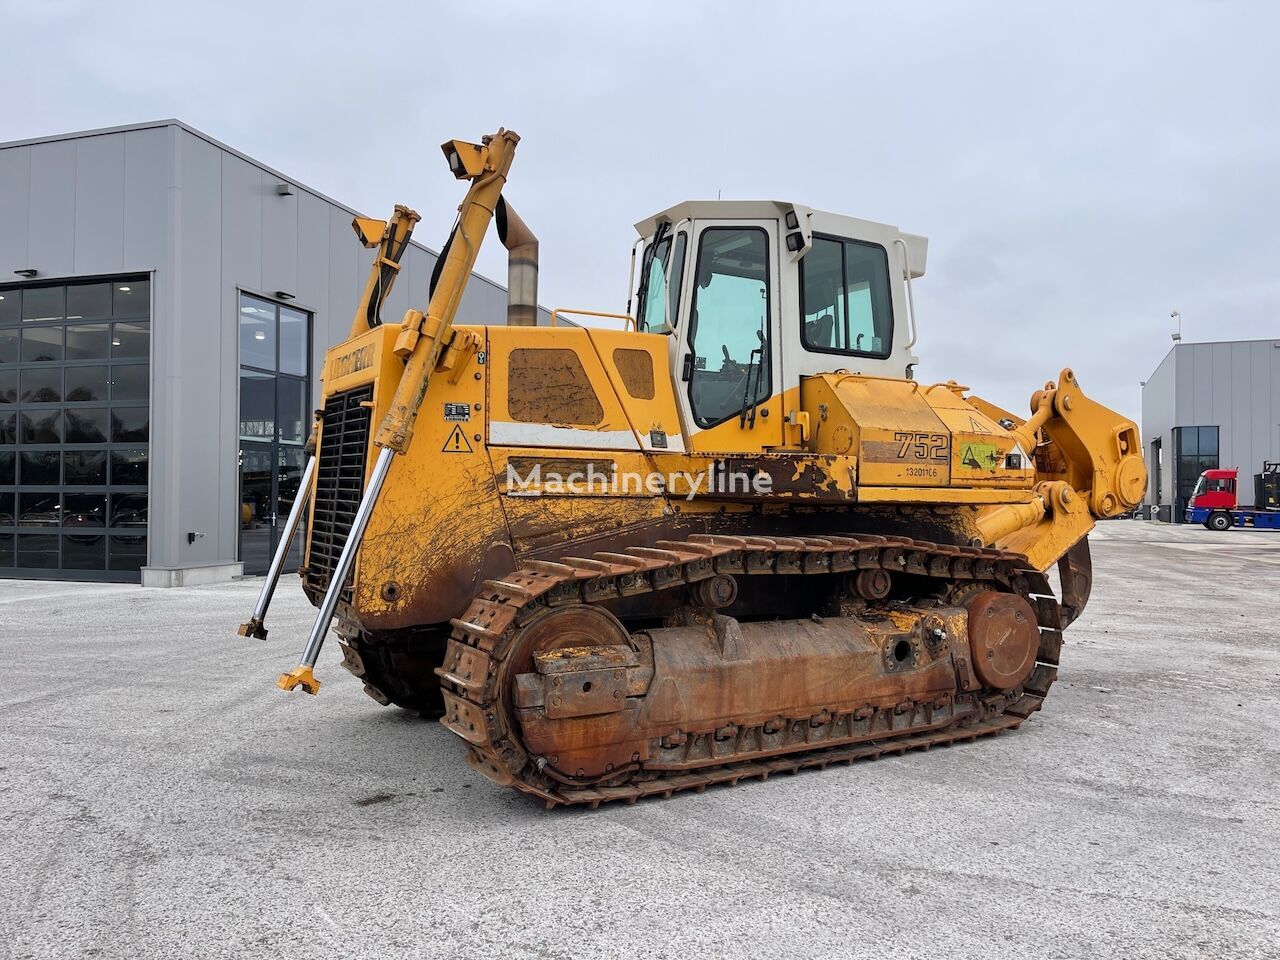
1140 347 1177 504
121 129 171 272
73 135 126 274
261 178 299 299
0 146 31 270
167 131 226 566
296 191 331 398
324 204 362 359
27 140 77 278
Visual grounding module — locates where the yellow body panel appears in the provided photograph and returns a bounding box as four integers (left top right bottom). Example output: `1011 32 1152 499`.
583 328 684 450
305 316 1144 636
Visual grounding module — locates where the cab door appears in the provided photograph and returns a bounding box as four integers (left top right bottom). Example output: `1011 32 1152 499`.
673 220 784 451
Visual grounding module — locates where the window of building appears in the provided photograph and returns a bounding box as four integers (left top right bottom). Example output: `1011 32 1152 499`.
1172 425 1219 518
238 294 311 576
799 236 893 358
0 277 150 578
686 227 771 427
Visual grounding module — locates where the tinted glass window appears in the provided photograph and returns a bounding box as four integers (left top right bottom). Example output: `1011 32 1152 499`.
23 326 63 362
0 329 17 364
0 412 14 444
687 228 771 427
66 451 107 485
20 492 60 527
21 368 61 403
280 306 309 376
66 408 109 443
800 237 893 358
18 534 59 568
110 493 147 527
64 493 107 528
240 370 275 441
0 492 12 523
0 289 18 324
22 286 63 322
21 451 60 484
66 284 112 319
111 364 148 401
0 451 13 485
113 280 149 318
278 378 307 444
21 410 62 444
111 408 148 443
112 322 149 358
63 534 106 570
109 534 146 571
0 369 15 404
111 448 148 486
65 324 111 361
240 296 276 369
65 366 109 402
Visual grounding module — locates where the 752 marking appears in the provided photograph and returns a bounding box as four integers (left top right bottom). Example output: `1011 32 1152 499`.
894 431 949 461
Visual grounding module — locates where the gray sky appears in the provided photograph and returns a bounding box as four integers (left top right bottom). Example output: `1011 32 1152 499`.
3 0 1277 417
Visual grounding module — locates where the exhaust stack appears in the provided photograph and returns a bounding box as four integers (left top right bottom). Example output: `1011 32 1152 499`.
497 197 539 326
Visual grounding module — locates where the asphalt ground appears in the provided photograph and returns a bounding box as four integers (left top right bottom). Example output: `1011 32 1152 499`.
2 520 1278 959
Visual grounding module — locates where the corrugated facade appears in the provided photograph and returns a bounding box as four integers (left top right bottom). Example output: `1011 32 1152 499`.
1141 338 1280 515
0 120 532 584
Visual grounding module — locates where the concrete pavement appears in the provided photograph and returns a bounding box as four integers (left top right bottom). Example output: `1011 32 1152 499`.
1 520 1278 959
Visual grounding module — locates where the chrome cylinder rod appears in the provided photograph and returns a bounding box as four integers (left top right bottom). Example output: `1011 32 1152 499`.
278 445 395 694
237 455 317 641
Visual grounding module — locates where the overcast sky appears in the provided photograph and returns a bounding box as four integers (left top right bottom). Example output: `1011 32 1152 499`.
3 0 1277 417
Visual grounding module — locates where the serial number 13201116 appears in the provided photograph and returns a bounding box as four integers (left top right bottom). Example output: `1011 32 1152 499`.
894 431 949 461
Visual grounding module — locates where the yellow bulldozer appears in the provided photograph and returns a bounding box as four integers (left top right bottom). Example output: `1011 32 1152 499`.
238 128 1146 808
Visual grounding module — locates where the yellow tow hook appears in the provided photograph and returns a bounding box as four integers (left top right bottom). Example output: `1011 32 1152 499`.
278 665 321 696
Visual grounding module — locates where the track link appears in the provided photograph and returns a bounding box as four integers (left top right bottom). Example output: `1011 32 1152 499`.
436 533 1063 808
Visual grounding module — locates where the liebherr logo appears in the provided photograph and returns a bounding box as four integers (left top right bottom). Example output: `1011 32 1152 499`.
329 344 376 379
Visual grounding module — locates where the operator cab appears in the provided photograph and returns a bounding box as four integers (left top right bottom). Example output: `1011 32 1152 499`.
632 201 927 448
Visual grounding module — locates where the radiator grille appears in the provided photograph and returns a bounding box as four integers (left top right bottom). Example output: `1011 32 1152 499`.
307 385 374 591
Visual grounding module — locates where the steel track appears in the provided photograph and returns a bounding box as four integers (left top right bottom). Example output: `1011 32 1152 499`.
437 533 1063 809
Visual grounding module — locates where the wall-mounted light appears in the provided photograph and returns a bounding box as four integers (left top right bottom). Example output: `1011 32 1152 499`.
14 269 37 278
118 285 131 293
275 183 293 196
254 331 266 341
112 337 121 347
275 291 295 301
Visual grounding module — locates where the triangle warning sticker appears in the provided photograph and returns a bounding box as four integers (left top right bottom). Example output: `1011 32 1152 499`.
442 424 473 454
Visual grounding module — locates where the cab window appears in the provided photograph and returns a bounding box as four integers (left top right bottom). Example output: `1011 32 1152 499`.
686 227 771 428
800 236 893 358
637 231 687 333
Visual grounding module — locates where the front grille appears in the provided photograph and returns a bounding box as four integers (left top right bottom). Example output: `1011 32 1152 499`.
308 385 374 591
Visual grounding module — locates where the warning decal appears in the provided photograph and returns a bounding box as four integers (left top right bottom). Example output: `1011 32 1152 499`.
960 442 1000 471
442 424 474 454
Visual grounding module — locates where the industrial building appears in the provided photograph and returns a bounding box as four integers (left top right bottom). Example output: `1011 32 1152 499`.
0 120 534 584
1141 337 1280 519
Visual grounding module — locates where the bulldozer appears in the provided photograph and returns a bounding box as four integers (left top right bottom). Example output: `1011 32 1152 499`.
238 127 1146 808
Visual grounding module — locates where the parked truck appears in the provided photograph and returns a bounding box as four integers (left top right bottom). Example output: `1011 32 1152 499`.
1186 464 1280 530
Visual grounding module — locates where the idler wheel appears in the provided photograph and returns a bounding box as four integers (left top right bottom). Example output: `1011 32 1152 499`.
965 591 1039 691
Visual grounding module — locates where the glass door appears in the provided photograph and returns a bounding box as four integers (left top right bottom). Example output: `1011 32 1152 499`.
238 293 310 575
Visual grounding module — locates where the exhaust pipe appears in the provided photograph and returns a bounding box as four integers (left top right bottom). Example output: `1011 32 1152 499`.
496 197 538 326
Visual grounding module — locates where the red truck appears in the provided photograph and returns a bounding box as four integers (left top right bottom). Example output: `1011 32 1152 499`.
1186 464 1280 530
